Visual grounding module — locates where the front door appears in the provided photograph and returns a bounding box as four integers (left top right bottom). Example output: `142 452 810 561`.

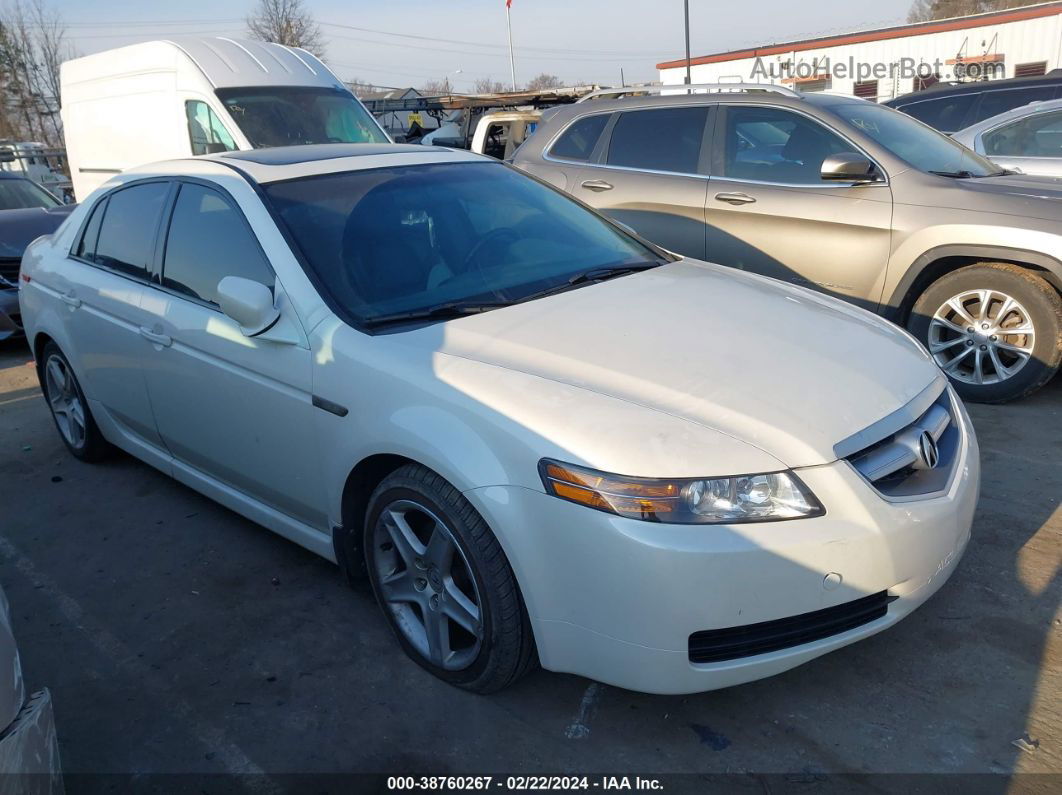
138 181 326 528
705 104 893 308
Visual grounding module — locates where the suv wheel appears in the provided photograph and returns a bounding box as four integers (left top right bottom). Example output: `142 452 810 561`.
364 464 536 693
908 263 1062 403
39 342 111 460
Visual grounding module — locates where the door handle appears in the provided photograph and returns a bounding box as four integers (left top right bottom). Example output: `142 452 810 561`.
139 325 172 348
60 292 81 309
581 179 613 192
714 192 757 205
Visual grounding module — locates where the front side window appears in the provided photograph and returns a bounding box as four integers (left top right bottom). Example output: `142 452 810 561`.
549 114 610 162
827 102 1001 177
92 182 169 277
186 101 237 156
722 106 851 184
0 178 60 210
162 184 274 306
216 87 388 148
606 107 708 174
983 109 1062 157
264 162 660 325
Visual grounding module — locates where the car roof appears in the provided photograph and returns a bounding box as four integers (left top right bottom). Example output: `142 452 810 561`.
123 143 489 185
0 172 32 181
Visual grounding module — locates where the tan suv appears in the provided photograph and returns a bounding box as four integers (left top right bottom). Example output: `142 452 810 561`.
512 85 1062 403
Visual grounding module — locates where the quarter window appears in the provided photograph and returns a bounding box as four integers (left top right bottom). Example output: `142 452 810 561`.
75 198 105 260
722 106 851 184
984 109 1062 157
606 107 708 174
162 183 273 306
93 182 169 277
186 101 237 156
549 114 610 162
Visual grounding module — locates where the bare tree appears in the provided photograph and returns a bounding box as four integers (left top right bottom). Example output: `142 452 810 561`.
908 0 1031 22
524 73 564 91
419 78 455 95
473 77 506 94
246 0 323 55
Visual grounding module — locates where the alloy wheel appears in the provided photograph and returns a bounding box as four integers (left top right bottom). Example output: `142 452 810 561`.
371 499 483 671
44 354 87 450
928 288 1035 385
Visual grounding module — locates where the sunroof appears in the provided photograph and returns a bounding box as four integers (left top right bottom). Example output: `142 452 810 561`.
219 143 430 166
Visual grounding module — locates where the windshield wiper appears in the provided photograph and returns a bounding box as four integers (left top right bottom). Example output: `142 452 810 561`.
566 262 663 286
362 300 512 329
929 169 977 178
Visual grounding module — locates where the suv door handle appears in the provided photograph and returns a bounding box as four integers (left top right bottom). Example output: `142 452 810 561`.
581 179 613 192
715 192 757 205
139 326 172 348
60 292 81 308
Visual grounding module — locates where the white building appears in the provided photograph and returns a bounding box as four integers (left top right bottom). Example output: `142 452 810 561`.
658 1 1062 101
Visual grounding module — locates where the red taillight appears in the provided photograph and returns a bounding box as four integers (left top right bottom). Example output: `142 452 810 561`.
20 273 30 283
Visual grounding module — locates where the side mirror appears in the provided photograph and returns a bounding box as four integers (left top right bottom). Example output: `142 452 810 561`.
217 276 279 336
821 152 880 183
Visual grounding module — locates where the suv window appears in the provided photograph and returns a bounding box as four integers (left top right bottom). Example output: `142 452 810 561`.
972 86 1057 126
93 182 169 277
162 183 274 306
550 114 610 162
722 106 850 184
606 107 708 174
899 94 976 133
984 108 1062 157
186 101 237 156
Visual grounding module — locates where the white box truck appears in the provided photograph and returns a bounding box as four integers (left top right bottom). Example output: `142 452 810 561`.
60 37 390 200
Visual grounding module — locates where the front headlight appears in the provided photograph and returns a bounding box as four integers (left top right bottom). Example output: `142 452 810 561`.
539 459 824 524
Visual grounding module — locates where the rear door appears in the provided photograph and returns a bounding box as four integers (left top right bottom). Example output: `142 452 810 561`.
516 111 613 191
568 105 712 259
704 104 893 307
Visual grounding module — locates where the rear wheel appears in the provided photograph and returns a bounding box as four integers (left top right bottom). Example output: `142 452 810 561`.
364 464 536 693
908 263 1062 403
39 342 110 461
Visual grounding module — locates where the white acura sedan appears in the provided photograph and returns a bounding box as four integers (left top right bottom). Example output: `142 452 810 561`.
19 145 979 694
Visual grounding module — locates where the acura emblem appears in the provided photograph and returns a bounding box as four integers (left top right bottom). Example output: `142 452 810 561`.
918 431 939 470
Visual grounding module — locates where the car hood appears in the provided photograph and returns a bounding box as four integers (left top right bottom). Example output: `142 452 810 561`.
434 260 940 469
939 173 1062 220
0 205 74 259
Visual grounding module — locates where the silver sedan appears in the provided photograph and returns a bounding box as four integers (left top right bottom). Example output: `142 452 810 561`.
953 98 1062 177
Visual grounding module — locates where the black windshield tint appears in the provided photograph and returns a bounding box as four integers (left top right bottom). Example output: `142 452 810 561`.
264 162 659 325
0 178 60 210
216 87 388 148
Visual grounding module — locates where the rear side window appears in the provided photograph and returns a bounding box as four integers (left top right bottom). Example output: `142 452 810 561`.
899 94 976 133
971 86 1058 125
606 107 708 174
984 108 1062 157
162 183 273 306
75 199 106 260
549 114 610 161
93 182 169 277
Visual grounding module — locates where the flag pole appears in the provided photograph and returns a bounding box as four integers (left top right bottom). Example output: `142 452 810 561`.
507 2 517 91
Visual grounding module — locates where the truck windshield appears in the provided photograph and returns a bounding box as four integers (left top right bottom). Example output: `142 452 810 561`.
216 87 389 148
827 102 1003 177
263 161 662 327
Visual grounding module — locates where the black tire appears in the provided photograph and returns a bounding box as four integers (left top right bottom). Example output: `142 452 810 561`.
908 263 1062 403
363 463 536 693
38 341 110 461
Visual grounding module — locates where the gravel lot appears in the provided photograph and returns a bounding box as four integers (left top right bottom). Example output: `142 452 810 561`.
0 336 1059 791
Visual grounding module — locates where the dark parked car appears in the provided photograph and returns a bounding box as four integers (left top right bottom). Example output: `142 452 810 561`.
884 71 1062 134
0 173 74 341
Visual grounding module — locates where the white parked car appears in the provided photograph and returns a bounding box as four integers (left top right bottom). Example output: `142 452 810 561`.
953 98 1062 177
18 144 979 694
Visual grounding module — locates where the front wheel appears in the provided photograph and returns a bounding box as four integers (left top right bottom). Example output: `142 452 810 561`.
363 464 536 693
908 263 1062 403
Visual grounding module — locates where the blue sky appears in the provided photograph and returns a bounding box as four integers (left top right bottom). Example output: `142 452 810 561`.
49 0 913 89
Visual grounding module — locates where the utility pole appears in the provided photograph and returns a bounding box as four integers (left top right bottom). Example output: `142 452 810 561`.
506 1 517 91
620 67 626 87
684 0 692 90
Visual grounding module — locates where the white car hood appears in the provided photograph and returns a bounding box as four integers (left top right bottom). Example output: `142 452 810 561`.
434 259 940 468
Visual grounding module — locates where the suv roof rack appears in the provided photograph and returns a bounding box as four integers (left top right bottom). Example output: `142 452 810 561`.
576 83 801 103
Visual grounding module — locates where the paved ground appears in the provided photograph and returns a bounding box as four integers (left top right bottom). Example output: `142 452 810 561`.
0 336 1059 790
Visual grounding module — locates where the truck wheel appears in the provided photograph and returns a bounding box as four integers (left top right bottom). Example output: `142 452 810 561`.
39 341 110 461
908 263 1062 403
364 464 536 693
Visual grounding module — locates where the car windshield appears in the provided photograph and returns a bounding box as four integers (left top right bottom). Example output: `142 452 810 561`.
827 102 1004 177
216 87 389 148
264 161 662 325
0 178 60 210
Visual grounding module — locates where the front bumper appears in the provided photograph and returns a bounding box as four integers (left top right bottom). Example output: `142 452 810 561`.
0 688 63 793
466 399 979 694
0 289 21 341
